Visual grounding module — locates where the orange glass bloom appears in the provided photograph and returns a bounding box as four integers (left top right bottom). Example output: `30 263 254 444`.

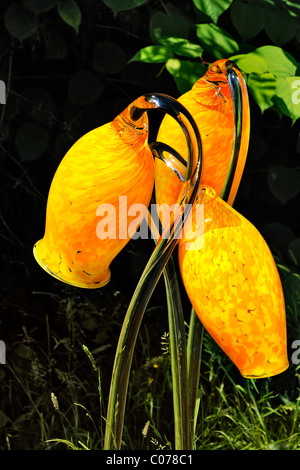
33 104 154 289
178 187 289 378
155 59 250 213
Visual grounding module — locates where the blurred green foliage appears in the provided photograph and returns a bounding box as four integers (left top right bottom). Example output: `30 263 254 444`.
0 0 299 281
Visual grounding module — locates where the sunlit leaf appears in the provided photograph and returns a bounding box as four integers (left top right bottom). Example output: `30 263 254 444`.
166 58 207 94
247 72 277 112
158 37 203 58
229 53 268 74
129 45 173 63
273 76 300 123
251 45 297 78
193 0 233 24
196 23 239 59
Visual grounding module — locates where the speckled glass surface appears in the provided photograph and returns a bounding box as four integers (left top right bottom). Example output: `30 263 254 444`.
179 187 289 378
155 59 250 219
34 111 154 289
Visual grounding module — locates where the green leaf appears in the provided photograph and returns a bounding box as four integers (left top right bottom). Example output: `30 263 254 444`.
101 0 148 17
57 0 81 34
196 23 239 59
15 122 49 161
247 72 277 113
193 0 233 24
158 37 203 58
230 53 268 74
230 1 265 40
166 59 207 94
150 8 192 43
129 45 173 64
68 70 104 105
273 76 300 123
251 45 298 78
93 42 127 74
23 0 57 14
267 165 300 204
4 4 38 41
264 8 296 45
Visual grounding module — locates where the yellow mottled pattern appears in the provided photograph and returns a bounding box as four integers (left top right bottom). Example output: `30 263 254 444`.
34 116 154 288
178 187 288 378
155 59 250 219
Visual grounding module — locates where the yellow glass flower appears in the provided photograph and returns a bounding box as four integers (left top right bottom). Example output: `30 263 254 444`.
155 59 250 215
178 186 289 378
33 101 155 288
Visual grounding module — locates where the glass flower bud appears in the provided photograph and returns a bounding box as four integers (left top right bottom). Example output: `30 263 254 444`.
155 59 250 216
33 102 155 289
178 186 289 378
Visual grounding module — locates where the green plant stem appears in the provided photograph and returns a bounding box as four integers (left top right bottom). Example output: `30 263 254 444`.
103 94 202 450
187 307 204 446
149 208 192 450
164 257 191 449
103 229 184 450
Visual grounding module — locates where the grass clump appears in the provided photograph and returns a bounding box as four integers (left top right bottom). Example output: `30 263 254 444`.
0 256 299 450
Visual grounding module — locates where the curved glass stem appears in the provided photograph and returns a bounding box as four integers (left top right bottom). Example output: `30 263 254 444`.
104 57 246 449
146 203 191 449
220 61 243 202
151 63 246 449
103 93 203 450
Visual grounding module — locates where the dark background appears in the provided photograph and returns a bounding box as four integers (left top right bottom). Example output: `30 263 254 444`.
0 0 300 450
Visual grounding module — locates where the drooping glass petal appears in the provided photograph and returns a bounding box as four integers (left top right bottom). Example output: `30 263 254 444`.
33 106 154 288
178 186 289 378
155 59 250 217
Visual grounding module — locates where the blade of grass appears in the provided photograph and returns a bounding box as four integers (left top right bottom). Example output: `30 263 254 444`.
187 307 204 445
